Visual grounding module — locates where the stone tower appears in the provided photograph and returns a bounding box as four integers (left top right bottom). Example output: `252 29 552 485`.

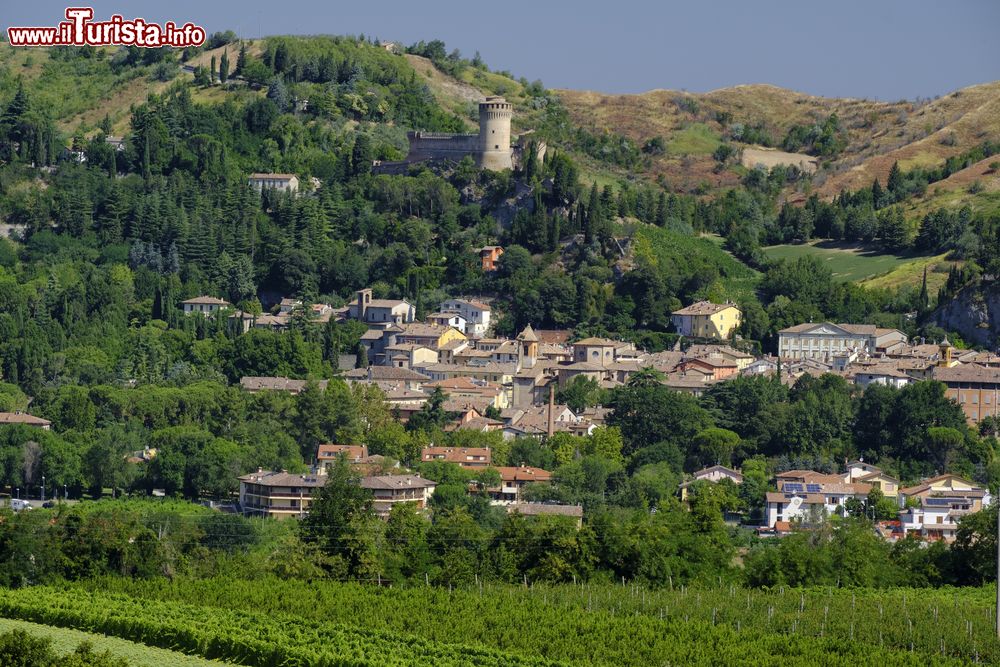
478 96 513 171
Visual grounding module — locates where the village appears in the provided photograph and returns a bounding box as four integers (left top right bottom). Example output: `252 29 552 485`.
110 273 990 543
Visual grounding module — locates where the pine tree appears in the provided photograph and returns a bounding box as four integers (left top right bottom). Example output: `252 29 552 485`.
219 51 230 84
210 55 217 83
871 178 884 209
918 267 930 313
236 42 248 76
887 161 903 196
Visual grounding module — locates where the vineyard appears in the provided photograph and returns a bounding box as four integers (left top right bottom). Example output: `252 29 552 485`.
0 578 997 665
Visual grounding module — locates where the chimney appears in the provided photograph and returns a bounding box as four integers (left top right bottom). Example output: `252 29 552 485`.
547 383 555 439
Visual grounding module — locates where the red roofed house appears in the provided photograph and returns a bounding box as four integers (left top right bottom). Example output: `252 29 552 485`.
490 466 552 503
477 246 504 272
421 446 492 468
316 444 369 467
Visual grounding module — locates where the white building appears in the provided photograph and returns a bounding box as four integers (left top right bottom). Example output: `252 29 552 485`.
248 173 299 192
440 299 491 337
778 323 906 361
348 289 415 325
182 296 231 316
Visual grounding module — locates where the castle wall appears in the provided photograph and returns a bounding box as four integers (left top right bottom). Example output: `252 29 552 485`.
406 133 481 162
403 97 514 171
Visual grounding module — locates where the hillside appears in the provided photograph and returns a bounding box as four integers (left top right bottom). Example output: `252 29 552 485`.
556 81 1000 202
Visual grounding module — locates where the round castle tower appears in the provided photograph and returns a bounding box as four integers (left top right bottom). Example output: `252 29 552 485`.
478 96 513 170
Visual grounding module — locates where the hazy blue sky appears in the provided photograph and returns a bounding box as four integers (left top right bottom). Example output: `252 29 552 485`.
4 0 998 100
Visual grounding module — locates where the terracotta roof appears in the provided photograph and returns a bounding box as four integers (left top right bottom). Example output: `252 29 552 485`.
517 325 539 342
572 337 619 347
342 367 430 382
672 301 738 316
421 447 492 464
0 412 50 426
693 465 744 481
899 473 983 497
249 173 297 179
933 364 1000 384
495 466 552 483
182 296 230 305
508 502 582 518
360 474 436 490
240 376 328 392
238 470 326 487
317 444 369 460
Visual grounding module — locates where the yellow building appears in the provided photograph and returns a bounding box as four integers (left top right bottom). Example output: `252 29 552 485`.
671 301 742 340
394 322 467 350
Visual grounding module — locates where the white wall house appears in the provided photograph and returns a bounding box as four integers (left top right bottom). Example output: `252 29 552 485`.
440 299 491 337
182 296 231 316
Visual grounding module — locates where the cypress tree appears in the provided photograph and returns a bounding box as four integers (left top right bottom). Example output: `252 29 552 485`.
219 51 230 84
210 55 217 83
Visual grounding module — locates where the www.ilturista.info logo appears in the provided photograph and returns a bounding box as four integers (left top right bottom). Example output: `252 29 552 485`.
8 7 206 48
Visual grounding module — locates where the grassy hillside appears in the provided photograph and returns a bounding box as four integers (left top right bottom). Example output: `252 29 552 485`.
632 225 760 301
0 617 227 667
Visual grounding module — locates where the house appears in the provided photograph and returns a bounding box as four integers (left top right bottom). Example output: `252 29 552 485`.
440 299 492 337
422 376 508 409
897 474 988 542
347 289 415 325
490 466 553 504
778 323 908 361
0 412 51 430
676 355 739 381
341 366 430 391
679 465 743 501
182 296 231 316
420 446 492 468
848 361 913 389
932 363 1000 425
671 301 742 340
248 173 299 192
507 502 583 528
684 344 755 371
385 343 438 369
316 444 369 466
394 322 467 353
105 136 127 151
238 468 327 519
476 246 504 272
764 472 872 527
361 474 437 517
421 362 516 385
240 376 328 394
426 311 468 332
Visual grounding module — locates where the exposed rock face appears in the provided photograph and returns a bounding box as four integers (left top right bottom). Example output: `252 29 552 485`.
935 283 1000 346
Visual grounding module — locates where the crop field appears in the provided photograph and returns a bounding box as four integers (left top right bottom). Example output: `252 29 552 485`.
762 241 944 284
0 617 229 666
0 577 993 666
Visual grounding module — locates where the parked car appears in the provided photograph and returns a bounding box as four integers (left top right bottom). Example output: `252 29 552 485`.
42 501 55 509
10 499 32 511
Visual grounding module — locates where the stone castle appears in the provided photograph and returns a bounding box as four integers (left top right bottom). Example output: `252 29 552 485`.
376 96 543 173
405 96 514 170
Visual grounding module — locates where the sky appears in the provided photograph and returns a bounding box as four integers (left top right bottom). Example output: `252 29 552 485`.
3 0 998 100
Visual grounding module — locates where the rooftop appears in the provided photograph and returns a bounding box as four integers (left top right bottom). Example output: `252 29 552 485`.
672 301 738 316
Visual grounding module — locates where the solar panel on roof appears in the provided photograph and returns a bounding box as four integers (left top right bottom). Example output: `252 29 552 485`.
806 484 821 493
784 483 803 492
925 497 960 506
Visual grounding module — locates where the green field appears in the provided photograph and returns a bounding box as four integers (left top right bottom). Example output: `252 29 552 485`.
635 226 761 301
762 241 942 284
667 122 723 156
0 577 990 666
0 617 229 666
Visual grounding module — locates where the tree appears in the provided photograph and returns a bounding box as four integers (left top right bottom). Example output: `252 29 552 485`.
556 375 602 412
301 456 376 575
235 42 248 75
691 428 740 468
210 55 217 83
219 50 230 84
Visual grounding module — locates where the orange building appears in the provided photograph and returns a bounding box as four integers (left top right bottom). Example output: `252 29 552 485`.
477 246 504 272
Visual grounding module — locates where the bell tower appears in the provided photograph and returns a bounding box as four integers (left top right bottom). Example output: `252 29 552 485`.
517 324 539 370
